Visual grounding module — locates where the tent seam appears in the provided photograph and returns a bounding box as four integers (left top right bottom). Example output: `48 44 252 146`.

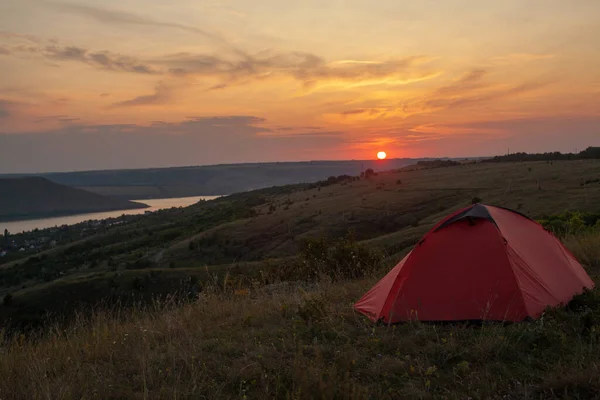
491 227 531 319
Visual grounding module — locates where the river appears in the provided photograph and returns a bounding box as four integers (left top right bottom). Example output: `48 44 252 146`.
1 196 220 234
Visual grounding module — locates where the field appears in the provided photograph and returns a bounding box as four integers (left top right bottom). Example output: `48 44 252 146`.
1 232 600 399
2 160 600 331
1 159 600 398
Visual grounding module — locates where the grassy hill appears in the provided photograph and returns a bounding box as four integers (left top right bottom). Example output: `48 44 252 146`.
1 160 600 397
1 159 600 330
0 177 148 222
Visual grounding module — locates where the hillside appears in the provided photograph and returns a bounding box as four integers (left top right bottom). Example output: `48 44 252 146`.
1 159 600 332
36 158 444 199
1 160 600 398
0 177 148 222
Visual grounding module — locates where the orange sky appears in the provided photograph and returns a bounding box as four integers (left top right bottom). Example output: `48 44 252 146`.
0 0 599 172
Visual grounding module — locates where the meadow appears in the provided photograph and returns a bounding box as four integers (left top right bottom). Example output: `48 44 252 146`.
1 159 600 398
1 230 599 399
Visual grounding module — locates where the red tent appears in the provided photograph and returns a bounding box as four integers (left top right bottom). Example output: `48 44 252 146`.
354 204 594 322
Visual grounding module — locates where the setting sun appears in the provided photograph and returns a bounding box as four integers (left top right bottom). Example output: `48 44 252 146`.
377 151 387 160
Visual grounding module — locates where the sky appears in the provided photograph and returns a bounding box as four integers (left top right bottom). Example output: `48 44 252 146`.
0 0 599 173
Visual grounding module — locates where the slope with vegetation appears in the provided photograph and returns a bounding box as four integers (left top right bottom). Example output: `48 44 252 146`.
1 159 600 398
1 215 600 398
0 177 147 222
1 159 600 330
483 146 600 163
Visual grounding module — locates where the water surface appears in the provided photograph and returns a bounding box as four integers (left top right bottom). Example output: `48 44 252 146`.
1 196 220 234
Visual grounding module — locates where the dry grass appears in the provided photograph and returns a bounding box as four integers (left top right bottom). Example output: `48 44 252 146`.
1 232 600 399
564 232 600 273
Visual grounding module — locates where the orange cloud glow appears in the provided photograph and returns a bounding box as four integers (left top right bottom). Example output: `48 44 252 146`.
0 0 599 172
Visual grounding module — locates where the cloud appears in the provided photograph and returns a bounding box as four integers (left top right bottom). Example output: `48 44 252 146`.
0 116 346 173
424 80 548 110
434 69 487 96
399 116 600 155
408 123 502 137
159 51 438 89
1 32 160 74
325 67 551 123
490 53 556 65
340 109 367 116
0 99 17 119
0 31 41 44
49 3 217 40
112 81 172 107
3 31 437 89
208 84 229 91
258 130 343 138
34 115 80 123
0 102 10 118
44 45 160 74
276 126 322 132
183 115 267 126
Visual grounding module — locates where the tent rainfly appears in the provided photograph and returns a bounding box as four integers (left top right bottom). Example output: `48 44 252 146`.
354 204 594 322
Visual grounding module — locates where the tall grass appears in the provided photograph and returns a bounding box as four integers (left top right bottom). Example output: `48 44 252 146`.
1 232 599 399
564 231 600 272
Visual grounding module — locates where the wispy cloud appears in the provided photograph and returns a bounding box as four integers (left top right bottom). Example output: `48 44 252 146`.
334 67 551 120
44 45 160 74
159 51 438 89
424 81 549 110
34 115 80 123
0 99 12 118
340 109 367 116
49 3 217 40
275 126 322 132
433 69 487 96
490 53 556 65
2 32 437 90
1 33 162 75
112 81 172 107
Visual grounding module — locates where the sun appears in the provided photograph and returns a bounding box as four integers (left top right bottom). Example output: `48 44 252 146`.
377 151 387 160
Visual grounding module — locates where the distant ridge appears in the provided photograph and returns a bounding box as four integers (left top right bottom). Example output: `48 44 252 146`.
7 158 480 200
0 177 148 222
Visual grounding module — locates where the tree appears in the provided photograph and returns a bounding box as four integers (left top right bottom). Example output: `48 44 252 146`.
364 168 377 178
3 229 8 246
3 293 12 306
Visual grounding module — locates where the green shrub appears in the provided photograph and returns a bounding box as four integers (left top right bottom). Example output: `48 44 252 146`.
538 211 600 237
263 231 383 283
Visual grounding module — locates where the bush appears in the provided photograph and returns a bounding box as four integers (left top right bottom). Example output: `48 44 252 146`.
538 212 600 237
263 231 383 283
363 169 377 179
3 293 13 306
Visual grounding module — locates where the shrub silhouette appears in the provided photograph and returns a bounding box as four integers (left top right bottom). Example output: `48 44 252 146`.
263 231 383 282
364 169 377 179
